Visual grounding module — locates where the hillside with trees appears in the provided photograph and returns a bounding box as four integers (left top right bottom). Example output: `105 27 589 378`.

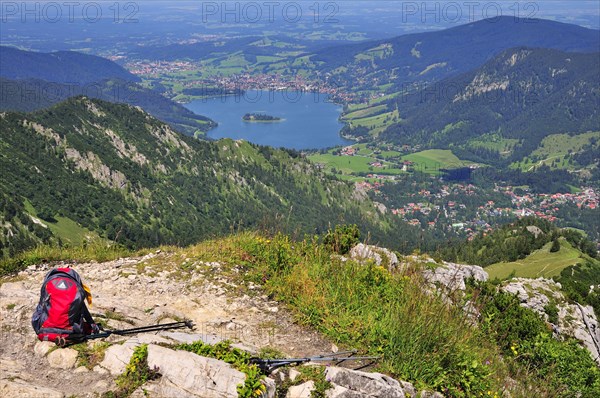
0 97 422 258
440 217 598 266
0 47 216 136
380 48 599 154
0 46 139 84
0 77 216 135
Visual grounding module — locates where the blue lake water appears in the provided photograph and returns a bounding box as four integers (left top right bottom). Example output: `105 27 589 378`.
185 90 352 150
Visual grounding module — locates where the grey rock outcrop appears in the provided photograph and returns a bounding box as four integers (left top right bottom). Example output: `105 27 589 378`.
422 262 488 291
286 380 315 398
263 377 277 398
349 244 398 269
33 341 55 357
324 367 415 398
146 344 246 398
526 225 544 238
502 278 600 364
98 341 137 375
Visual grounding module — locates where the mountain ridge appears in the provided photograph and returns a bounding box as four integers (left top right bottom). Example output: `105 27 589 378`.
308 17 600 91
0 47 216 135
379 47 600 160
0 77 216 135
0 46 140 84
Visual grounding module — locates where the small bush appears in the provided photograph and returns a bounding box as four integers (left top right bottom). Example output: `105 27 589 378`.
544 302 559 325
323 224 360 254
276 366 332 398
102 344 160 398
475 281 600 397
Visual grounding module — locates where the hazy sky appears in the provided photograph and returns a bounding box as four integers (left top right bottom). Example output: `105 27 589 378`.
1 0 598 52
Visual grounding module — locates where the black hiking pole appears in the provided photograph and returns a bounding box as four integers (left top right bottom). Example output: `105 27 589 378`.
249 350 381 373
86 320 195 340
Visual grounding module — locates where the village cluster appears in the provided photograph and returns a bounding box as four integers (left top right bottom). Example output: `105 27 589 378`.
124 59 356 102
360 181 598 239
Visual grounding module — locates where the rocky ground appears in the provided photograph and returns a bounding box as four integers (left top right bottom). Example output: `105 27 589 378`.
0 251 332 397
0 250 442 398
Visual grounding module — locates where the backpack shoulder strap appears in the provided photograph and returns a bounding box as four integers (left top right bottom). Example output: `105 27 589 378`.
81 301 95 326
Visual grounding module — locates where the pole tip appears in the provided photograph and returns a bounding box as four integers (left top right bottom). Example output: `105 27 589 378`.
184 319 195 330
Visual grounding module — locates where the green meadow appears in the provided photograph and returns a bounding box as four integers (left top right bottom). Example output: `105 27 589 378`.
24 200 99 245
402 149 475 175
485 239 593 279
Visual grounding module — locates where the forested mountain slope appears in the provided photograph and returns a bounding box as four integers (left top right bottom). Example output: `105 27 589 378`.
0 97 418 256
380 48 600 159
0 46 139 84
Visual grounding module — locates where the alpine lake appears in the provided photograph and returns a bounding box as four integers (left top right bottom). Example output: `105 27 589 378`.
185 90 352 150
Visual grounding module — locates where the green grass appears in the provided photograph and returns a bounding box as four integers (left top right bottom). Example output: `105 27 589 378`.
419 62 447 76
377 149 403 159
48 216 97 244
402 149 474 175
308 146 475 179
228 233 546 397
292 55 315 67
354 44 393 61
256 55 284 64
219 54 250 68
345 94 401 113
341 104 387 120
485 239 590 279
531 132 598 158
309 153 380 174
308 151 405 177
0 241 134 276
24 200 99 245
468 134 520 156
346 109 400 137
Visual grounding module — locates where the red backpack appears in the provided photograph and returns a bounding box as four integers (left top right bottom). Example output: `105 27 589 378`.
32 268 97 345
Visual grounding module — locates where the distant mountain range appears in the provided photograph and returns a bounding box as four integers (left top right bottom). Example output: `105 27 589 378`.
0 97 418 256
309 17 600 91
130 35 352 62
0 46 215 135
0 46 139 84
380 47 600 157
